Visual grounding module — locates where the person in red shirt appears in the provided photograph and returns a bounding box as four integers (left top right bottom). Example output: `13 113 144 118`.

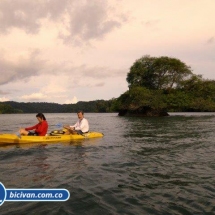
19 113 48 136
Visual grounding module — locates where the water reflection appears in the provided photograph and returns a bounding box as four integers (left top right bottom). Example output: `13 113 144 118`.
1 113 215 214
31 153 52 183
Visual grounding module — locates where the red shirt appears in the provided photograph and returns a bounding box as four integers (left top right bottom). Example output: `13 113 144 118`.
25 120 48 136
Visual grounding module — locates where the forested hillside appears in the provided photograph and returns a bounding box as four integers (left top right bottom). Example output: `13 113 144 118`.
0 99 117 114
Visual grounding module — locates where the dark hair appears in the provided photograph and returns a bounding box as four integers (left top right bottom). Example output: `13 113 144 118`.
36 113 46 120
77 110 84 114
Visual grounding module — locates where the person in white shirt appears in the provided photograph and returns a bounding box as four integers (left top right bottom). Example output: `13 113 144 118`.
64 111 89 135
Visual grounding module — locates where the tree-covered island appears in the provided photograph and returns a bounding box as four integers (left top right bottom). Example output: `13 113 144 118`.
116 55 215 116
1 55 215 115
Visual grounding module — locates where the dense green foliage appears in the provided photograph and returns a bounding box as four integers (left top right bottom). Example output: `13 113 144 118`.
0 103 23 114
0 99 118 114
127 55 192 90
118 55 215 113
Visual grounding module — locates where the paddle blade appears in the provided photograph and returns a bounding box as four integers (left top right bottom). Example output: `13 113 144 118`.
55 123 63 128
15 132 21 138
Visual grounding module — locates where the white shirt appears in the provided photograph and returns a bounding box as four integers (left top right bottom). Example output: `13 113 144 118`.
70 118 89 132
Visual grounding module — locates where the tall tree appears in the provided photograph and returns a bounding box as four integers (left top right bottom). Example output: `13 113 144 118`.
127 55 192 90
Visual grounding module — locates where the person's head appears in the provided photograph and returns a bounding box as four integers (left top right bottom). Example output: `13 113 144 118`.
36 113 46 122
77 110 84 120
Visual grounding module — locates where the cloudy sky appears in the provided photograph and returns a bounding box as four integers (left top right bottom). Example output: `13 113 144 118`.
0 0 215 104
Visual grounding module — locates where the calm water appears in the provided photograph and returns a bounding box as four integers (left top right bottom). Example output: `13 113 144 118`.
0 113 215 215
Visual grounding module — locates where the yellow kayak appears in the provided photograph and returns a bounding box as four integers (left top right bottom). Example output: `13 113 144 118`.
0 131 104 145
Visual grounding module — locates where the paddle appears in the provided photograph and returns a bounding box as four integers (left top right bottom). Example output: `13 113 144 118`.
15 131 21 138
55 123 63 128
54 123 74 135
49 123 68 136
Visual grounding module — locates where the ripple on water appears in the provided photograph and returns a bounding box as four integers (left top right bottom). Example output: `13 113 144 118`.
0 113 215 214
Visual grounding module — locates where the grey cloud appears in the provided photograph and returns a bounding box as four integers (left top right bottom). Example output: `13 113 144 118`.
0 49 46 85
0 89 10 95
0 0 70 34
72 81 105 88
57 64 126 89
0 50 126 86
65 1 122 41
207 37 214 44
95 82 105 87
0 0 127 43
141 19 160 27
68 64 126 79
